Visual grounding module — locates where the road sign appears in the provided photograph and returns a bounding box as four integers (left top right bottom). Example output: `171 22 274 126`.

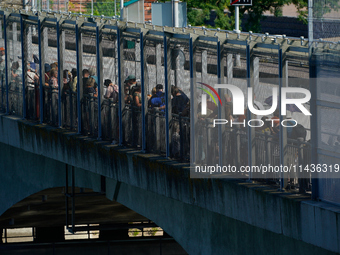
230 0 252 6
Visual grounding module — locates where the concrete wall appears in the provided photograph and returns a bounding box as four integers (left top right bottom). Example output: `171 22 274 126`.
0 114 340 255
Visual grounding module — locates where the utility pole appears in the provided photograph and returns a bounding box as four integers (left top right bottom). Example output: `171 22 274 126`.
172 0 179 27
120 0 124 20
115 0 117 17
235 6 240 33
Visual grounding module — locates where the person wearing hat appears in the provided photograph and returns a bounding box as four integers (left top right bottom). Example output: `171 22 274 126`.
27 63 39 88
125 74 136 95
148 84 165 111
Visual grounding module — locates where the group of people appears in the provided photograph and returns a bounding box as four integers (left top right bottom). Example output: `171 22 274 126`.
119 74 190 116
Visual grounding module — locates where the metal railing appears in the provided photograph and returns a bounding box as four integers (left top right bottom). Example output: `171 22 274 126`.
0 9 318 194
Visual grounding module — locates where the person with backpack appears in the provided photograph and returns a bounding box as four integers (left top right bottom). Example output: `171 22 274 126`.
148 84 165 111
104 79 118 103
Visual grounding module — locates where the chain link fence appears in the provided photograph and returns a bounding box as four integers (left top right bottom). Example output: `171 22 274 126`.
311 0 340 41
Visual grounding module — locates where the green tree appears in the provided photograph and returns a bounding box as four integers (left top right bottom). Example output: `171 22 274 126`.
185 0 235 30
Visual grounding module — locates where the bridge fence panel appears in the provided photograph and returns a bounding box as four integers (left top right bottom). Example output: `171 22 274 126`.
100 28 118 142
23 22 40 122
81 27 99 137
169 37 190 159
0 14 6 114
311 41 340 204
61 28 77 131
42 24 59 126
6 16 23 117
121 31 141 148
144 37 166 155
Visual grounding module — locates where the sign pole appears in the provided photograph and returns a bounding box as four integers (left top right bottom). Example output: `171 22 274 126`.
231 0 252 32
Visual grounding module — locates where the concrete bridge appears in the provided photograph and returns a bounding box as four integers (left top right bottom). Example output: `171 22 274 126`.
1 113 340 254
0 8 340 255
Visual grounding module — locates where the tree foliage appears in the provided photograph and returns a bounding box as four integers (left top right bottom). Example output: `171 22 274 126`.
184 0 340 33
184 0 309 32
185 0 235 29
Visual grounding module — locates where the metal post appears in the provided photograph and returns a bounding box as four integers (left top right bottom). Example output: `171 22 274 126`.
38 19 44 123
246 44 252 179
96 25 102 140
217 41 222 167
173 0 179 27
56 21 62 127
140 32 146 152
308 0 313 49
117 25 124 145
189 37 196 163
20 16 26 119
235 6 240 33
115 0 117 17
75 24 82 134
201 50 207 83
3 15 9 115
65 164 69 228
120 0 124 20
163 35 170 157
91 0 94 15
71 166 75 233
13 23 18 63
309 47 318 200
278 48 284 190
156 44 162 84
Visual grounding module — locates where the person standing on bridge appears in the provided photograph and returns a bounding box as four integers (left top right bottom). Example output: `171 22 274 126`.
125 75 136 95
49 68 59 125
82 69 90 91
132 83 142 147
104 79 118 102
89 67 98 88
148 84 165 112
171 86 189 115
11 61 22 83
0 47 5 74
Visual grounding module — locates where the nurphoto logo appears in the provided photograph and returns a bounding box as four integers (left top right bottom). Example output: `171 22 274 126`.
198 83 311 128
